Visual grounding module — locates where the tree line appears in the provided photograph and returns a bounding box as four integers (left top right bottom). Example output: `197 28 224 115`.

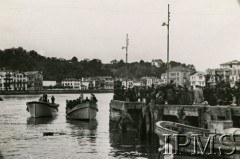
0 47 195 81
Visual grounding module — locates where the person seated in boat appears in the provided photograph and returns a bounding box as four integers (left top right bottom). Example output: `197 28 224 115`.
78 96 83 103
39 97 43 101
85 97 90 102
51 96 55 104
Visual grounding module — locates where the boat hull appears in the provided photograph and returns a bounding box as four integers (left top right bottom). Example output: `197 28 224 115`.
155 121 240 155
26 101 59 118
66 102 98 120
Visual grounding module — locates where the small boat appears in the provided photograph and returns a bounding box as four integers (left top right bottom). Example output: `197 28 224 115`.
155 120 240 154
26 101 59 118
66 101 98 120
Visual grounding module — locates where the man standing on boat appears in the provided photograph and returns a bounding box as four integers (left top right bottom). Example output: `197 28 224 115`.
51 95 55 104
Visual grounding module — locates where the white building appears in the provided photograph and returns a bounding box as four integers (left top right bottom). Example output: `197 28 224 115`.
141 77 153 87
122 80 134 89
133 81 144 87
61 78 81 89
220 60 240 84
190 72 206 88
13 72 28 91
141 77 161 87
81 81 90 90
206 60 240 86
43 81 57 87
0 71 28 91
103 76 114 89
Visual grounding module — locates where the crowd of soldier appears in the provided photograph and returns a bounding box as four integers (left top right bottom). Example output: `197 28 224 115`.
39 93 55 104
66 94 97 109
113 81 240 106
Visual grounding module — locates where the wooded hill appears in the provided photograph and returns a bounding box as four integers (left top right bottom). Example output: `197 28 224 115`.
0 47 195 81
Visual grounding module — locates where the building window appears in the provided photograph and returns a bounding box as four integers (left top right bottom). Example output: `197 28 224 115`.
170 73 176 76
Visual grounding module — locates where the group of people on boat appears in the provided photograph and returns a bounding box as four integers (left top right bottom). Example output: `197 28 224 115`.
66 93 97 109
38 93 55 104
113 80 240 106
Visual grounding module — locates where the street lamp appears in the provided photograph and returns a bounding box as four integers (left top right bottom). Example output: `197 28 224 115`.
162 4 170 84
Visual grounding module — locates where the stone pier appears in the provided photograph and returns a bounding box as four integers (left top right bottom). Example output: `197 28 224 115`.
109 100 240 138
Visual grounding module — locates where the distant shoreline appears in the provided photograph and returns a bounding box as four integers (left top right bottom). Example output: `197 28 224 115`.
0 89 114 95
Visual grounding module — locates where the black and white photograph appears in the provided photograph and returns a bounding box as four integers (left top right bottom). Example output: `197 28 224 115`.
1 0 240 159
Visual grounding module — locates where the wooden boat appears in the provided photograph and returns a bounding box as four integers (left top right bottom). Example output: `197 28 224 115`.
155 121 240 154
26 101 59 118
66 101 98 120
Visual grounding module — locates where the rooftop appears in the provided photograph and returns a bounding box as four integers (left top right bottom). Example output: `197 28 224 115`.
220 60 240 66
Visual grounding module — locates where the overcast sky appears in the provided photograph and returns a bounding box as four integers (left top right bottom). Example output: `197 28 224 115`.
0 0 240 71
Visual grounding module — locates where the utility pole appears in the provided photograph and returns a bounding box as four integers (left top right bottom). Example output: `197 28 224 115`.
162 4 170 84
167 4 170 84
122 34 129 89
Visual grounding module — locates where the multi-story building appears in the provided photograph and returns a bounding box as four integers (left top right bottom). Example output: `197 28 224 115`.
140 77 160 87
13 72 28 91
25 71 43 91
102 76 114 90
206 60 240 86
220 60 240 84
141 77 153 87
0 71 14 91
62 78 81 89
151 59 163 67
121 80 134 89
166 66 193 86
190 72 206 88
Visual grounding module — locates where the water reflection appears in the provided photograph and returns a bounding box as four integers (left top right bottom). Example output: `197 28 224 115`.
108 127 158 159
26 116 57 125
0 151 4 159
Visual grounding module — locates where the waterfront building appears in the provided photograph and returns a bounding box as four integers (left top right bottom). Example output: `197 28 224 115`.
206 60 240 86
61 78 81 89
121 80 134 89
151 59 163 67
102 76 114 90
140 77 161 87
43 81 57 87
0 71 14 91
25 71 43 91
13 72 28 91
166 66 193 86
220 60 240 84
133 81 144 87
190 72 206 88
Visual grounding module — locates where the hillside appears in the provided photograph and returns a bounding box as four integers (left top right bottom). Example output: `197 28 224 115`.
0 47 195 81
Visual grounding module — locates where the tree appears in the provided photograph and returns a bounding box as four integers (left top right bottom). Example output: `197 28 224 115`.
71 56 78 62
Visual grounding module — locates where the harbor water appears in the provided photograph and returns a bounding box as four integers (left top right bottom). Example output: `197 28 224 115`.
0 93 230 159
